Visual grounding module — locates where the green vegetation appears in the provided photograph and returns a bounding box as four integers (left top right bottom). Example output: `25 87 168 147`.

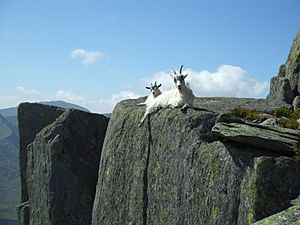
294 147 300 161
230 107 300 129
271 107 293 118
211 206 218 218
278 117 299 129
270 107 300 129
230 107 261 121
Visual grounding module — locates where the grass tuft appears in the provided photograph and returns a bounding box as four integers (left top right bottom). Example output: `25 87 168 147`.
230 108 260 121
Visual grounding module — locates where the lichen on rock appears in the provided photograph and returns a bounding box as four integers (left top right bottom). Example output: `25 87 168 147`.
17 103 109 225
92 98 300 225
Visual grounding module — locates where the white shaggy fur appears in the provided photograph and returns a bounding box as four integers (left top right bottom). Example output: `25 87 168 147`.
139 65 195 126
137 82 162 106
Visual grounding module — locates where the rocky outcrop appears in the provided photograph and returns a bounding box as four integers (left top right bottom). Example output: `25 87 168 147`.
293 96 300 110
267 77 294 104
212 121 300 153
17 103 108 225
252 206 300 225
268 30 300 104
16 31 300 225
18 103 65 204
17 103 65 224
92 98 300 225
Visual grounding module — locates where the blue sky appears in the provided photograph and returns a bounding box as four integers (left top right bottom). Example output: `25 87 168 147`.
0 0 299 113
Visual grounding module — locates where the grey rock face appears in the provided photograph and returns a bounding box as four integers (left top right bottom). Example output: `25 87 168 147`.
17 201 29 225
259 117 282 127
92 98 300 225
18 103 109 225
251 206 300 225
212 122 300 153
267 77 294 104
293 95 300 110
291 195 300 206
18 103 65 204
268 30 300 103
285 30 300 94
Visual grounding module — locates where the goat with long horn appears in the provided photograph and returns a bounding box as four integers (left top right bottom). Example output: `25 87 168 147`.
139 65 195 126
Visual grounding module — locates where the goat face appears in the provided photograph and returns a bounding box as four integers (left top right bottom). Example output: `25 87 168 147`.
146 82 162 96
170 65 188 90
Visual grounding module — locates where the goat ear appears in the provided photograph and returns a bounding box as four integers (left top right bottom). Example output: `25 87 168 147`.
158 83 162 88
170 74 174 79
183 73 188 79
146 86 150 89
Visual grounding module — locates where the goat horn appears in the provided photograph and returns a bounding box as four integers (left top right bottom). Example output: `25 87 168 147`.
172 68 177 74
179 65 184 74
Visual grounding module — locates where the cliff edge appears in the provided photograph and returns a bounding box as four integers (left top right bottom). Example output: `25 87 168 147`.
91 98 300 225
17 103 108 225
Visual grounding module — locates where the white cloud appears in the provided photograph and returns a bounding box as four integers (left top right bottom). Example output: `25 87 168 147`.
144 65 269 98
90 91 141 113
70 48 106 65
0 65 270 113
55 90 86 103
54 89 141 113
16 86 40 95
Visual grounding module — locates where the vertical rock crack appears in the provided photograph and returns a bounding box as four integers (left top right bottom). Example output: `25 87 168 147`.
142 119 152 225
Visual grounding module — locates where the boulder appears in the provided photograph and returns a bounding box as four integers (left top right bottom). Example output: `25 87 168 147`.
293 96 300 110
251 206 300 225
18 103 109 225
212 122 300 153
267 30 300 103
92 98 300 225
291 195 300 206
267 77 294 104
258 118 282 127
285 30 300 94
18 103 65 204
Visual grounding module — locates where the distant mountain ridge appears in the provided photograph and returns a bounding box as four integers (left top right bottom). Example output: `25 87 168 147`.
0 114 20 219
0 100 89 117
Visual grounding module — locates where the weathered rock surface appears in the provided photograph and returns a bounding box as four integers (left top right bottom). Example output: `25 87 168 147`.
285 30 300 94
17 103 66 223
195 97 290 113
17 201 29 225
291 195 300 206
92 98 300 225
259 117 282 127
267 77 294 104
268 30 300 104
252 206 300 225
18 103 109 225
212 122 300 153
293 95 300 110
18 103 65 204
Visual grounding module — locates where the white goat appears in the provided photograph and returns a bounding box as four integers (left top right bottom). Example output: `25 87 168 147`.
137 81 162 106
139 65 195 126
